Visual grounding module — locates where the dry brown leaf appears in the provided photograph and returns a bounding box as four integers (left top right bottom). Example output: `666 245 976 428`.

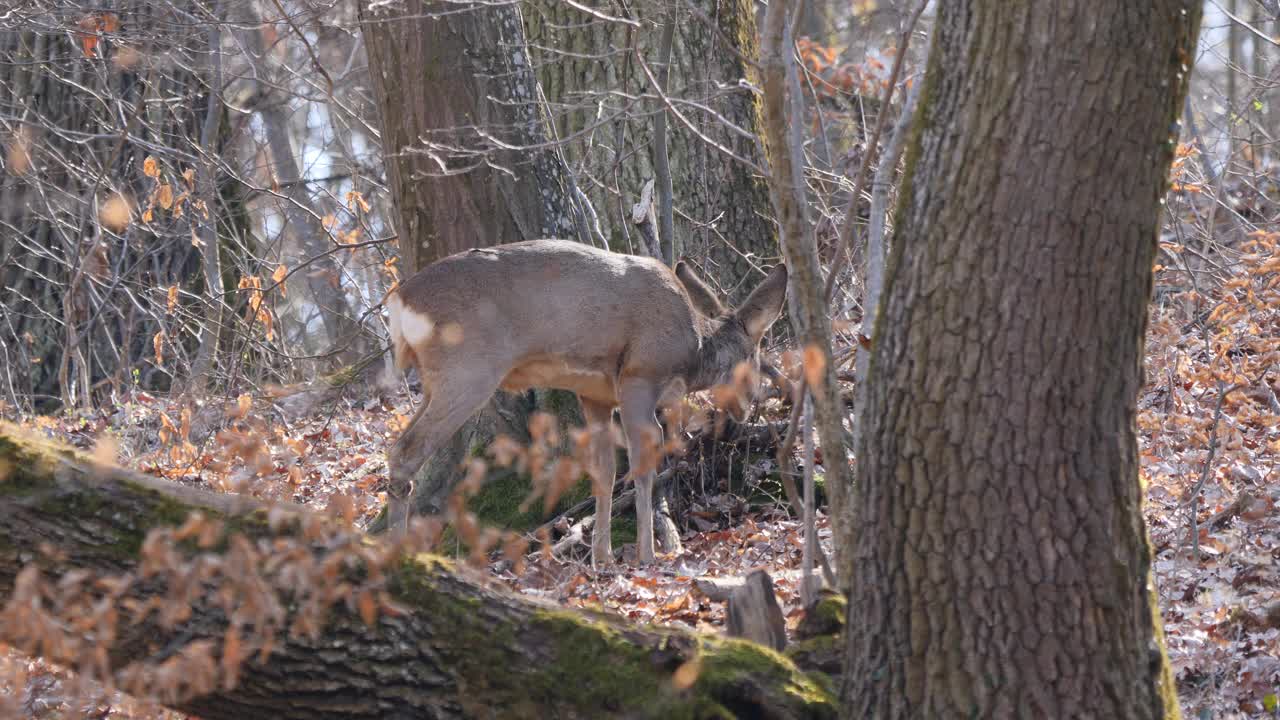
802 344 826 389
99 192 133 231
5 126 33 176
358 591 378 627
671 657 701 689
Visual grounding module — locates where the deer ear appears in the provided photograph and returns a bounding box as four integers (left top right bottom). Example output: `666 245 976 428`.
735 264 788 341
675 260 727 317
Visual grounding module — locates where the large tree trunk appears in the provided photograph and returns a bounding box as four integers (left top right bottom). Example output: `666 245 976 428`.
360 0 583 273
0 426 834 720
523 0 777 301
358 0 591 529
843 3 1201 718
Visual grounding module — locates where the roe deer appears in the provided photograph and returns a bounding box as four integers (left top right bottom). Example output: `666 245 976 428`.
385 239 788 567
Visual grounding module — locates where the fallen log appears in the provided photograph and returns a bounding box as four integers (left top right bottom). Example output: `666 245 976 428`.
0 424 835 720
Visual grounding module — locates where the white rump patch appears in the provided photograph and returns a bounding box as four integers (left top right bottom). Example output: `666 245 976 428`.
387 293 434 370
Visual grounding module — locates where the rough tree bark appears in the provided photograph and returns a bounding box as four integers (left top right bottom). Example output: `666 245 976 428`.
358 0 592 529
359 0 582 273
843 2 1201 718
523 0 778 301
0 427 834 719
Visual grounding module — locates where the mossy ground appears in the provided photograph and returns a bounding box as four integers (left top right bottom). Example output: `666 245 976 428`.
436 462 637 554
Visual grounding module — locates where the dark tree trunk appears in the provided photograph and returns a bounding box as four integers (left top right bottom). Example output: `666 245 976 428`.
0 428 834 720
358 0 590 528
359 0 583 273
842 3 1201 718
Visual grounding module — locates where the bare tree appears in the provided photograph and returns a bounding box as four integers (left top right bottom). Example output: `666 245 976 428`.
0 1 392 408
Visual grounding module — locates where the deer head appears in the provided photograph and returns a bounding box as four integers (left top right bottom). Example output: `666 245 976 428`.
674 259 789 421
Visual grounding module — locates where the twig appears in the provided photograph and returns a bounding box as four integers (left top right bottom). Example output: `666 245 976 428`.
1181 380 1240 561
773 379 836 588
652 8 677 264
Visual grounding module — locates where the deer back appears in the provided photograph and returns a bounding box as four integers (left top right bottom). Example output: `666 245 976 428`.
387 240 711 398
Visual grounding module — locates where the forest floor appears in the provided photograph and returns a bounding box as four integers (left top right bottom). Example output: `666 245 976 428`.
2 255 1279 718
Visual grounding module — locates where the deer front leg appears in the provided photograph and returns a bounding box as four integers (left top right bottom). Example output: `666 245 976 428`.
386 369 503 538
619 379 663 565
386 396 433 537
580 397 617 569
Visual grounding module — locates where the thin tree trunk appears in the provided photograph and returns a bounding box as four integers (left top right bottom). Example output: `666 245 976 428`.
1227 0 1240 175
0 427 834 720
188 5 227 395
240 18 363 361
843 2 1201 717
759 0 852 585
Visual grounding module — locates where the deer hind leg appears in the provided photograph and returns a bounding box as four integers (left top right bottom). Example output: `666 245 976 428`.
386 367 505 537
580 397 617 568
618 378 663 565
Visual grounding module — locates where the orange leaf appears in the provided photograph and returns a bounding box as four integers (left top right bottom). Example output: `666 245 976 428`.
153 331 165 366
167 284 178 313
347 190 372 213
5 125 33 176
234 393 252 419
143 156 159 178
802 344 827 389
76 19 100 58
358 591 378 627
272 264 288 297
100 192 133 231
